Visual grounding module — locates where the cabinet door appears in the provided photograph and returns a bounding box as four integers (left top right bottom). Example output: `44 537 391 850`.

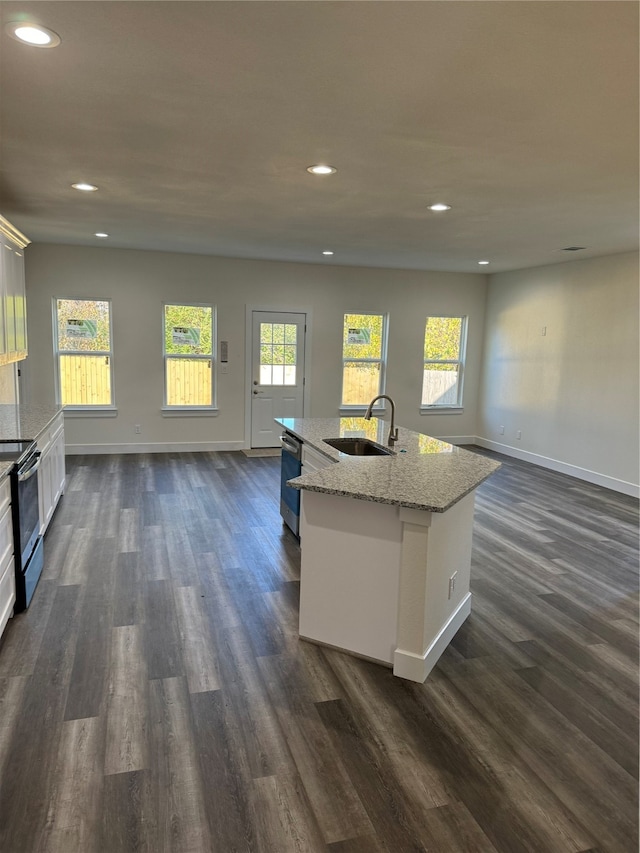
0 236 27 362
0 487 15 638
4 244 17 356
0 241 10 358
7 244 26 357
13 245 26 354
0 216 29 364
301 443 334 473
0 556 16 639
38 446 53 535
37 417 65 535
52 427 66 504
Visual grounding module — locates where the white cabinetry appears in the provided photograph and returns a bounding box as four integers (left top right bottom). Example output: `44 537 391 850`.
0 477 16 638
0 215 29 365
301 443 334 473
37 413 66 535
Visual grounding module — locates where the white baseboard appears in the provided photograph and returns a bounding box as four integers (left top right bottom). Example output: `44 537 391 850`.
475 437 639 499
436 435 476 445
393 593 472 683
66 440 246 455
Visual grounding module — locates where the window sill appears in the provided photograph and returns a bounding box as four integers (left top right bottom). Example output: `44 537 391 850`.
64 407 118 418
420 406 463 415
161 407 219 417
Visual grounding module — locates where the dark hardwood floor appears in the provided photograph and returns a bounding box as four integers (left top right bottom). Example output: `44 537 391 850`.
0 448 637 852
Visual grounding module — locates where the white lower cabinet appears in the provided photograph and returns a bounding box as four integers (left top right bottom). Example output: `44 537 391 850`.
301 443 334 474
37 413 66 535
0 478 15 638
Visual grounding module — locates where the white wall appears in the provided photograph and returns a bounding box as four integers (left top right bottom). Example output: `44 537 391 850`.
23 243 487 451
478 252 639 496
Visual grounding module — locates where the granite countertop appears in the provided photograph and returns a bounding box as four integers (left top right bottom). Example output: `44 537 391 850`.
276 416 501 513
0 404 65 480
0 404 64 442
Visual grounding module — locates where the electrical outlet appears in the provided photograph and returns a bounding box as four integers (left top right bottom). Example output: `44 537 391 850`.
135 424 141 434
516 429 522 440
499 425 504 435
541 326 547 336
448 571 458 599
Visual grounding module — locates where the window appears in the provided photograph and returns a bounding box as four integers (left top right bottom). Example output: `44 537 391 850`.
164 303 215 408
341 313 388 407
54 298 114 407
421 315 467 408
260 321 297 386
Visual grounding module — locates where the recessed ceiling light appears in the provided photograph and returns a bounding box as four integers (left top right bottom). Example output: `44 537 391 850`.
72 182 98 192
6 22 61 48
478 260 490 265
307 165 337 175
428 203 451 212
322 250 334 256
95 233 109 239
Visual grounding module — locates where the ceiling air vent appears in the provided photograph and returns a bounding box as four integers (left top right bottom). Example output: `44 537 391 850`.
562 246 586 251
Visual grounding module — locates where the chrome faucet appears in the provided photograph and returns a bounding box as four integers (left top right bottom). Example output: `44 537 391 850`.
364 395 399 446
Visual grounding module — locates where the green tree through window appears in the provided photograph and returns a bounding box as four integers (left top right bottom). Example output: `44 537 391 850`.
164 303 215 407
342 313 387 406
422 316 466 407
54 298 113 406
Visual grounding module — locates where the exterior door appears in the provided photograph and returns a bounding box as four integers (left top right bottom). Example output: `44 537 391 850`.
250 311 306 447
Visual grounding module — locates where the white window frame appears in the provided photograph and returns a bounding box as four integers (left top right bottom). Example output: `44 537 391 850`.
53 296 115 413
340 312 389 412
162 301 218 414
420 314 467 412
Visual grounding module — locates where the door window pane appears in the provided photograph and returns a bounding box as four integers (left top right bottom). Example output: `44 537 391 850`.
259 323 297 385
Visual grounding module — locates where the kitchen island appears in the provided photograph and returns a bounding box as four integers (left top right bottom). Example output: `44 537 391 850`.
276 417 500 683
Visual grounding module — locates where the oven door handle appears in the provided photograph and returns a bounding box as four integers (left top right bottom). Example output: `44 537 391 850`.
17 452 42 482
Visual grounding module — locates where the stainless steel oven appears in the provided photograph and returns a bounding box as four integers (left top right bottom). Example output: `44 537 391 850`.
5 442 43 612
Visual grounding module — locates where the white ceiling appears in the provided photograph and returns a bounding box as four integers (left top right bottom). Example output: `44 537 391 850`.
0 1 638 273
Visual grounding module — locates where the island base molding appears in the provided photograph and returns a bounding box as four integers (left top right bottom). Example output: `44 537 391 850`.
393 593 472 682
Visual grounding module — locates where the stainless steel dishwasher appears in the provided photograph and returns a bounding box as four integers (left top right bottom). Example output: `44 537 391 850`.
279 431 302 537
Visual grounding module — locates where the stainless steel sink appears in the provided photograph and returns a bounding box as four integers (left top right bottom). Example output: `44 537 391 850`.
323 437 393 456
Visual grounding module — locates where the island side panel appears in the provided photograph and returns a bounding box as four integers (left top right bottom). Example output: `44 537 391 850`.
298 490 403 665
394 492 475 682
